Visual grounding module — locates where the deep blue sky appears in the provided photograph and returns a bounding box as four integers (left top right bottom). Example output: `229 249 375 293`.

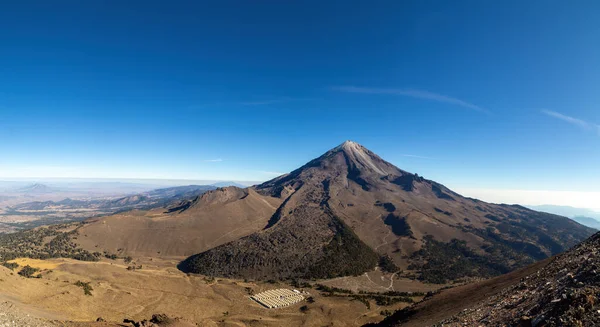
1 1 599 206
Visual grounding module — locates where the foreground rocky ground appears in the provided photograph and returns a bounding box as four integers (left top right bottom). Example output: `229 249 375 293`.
0 301 56 327
0 303 195 327
435 232 600 326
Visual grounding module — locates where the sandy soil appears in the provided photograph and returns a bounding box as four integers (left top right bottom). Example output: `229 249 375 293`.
0 257 439 326
319 269 442 294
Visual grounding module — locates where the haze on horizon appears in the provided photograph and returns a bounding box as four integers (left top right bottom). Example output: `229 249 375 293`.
1 2 599 210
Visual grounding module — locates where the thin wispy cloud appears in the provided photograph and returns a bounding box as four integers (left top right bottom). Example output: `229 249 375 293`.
332 86 490 114
401 154 436 160
203 159 223 162
541 110 600 134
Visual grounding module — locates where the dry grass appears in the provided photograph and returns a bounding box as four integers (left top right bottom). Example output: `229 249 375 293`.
0 256 433 326
8 257 63 270
320 269 442 293
75 189 282 258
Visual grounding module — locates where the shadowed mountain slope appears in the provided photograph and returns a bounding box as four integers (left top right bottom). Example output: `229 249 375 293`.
370 231 600 326
179 141 594 281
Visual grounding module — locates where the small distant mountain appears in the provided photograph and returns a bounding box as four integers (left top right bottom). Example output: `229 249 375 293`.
572 216 600 230
528 204 600 220
144 184 216 200
16 183 54 194
528 205 600 229
211 181 248 188
10 185 217 211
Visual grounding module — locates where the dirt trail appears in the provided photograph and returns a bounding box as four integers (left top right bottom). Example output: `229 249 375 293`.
364 272 385 291
386 272 398 291
375 227 392 251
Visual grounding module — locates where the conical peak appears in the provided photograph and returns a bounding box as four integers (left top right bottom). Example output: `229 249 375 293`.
326 140 397 176
333 140 363 152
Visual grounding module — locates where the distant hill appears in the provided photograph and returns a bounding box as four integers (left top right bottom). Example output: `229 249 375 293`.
572 216 600 230
9 185 216 212
528 205 600 229
2 185 217 230
16 183 54 194
528 204 600 219
178 141 595 281
211 181 248 188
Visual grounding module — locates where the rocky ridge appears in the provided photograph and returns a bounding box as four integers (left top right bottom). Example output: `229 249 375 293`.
0 301 56 327
435 232 600 326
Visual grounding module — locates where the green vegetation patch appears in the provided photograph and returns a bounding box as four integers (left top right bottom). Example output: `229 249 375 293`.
18 265 40 278
316 285 415 309
0 223 99 262
1 261 19 270
74 280 93 296
379 254 400 273
306 217 379 279
410 235 514 284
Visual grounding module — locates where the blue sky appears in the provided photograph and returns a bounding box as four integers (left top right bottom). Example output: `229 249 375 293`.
1 1 599 207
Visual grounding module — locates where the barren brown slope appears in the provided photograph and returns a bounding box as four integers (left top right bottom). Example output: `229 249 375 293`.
365 258 552 327
179 141 594 281
75 187 282 257
436 231 600 326
372 231 600 326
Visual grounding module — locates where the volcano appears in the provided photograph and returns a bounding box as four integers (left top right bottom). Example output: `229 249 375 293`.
178 141 594 281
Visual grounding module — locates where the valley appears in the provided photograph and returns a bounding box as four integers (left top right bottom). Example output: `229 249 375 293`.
0 255 432 326
0 141 596 326
0 185 217 232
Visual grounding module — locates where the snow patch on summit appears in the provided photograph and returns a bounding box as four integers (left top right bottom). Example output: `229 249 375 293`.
340 141 387 175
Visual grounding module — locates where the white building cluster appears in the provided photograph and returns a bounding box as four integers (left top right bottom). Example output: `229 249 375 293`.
251 288 305 309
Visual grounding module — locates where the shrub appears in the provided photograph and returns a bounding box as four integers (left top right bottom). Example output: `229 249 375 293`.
18 265 39 278
411 235 512 284
1 262 19 270
104 252 118 260
315 284 353 294
379 255 399 273
74 281 93 296
381 310 393 317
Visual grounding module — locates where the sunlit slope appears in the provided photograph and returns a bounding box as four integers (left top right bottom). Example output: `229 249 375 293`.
75 187 282 257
